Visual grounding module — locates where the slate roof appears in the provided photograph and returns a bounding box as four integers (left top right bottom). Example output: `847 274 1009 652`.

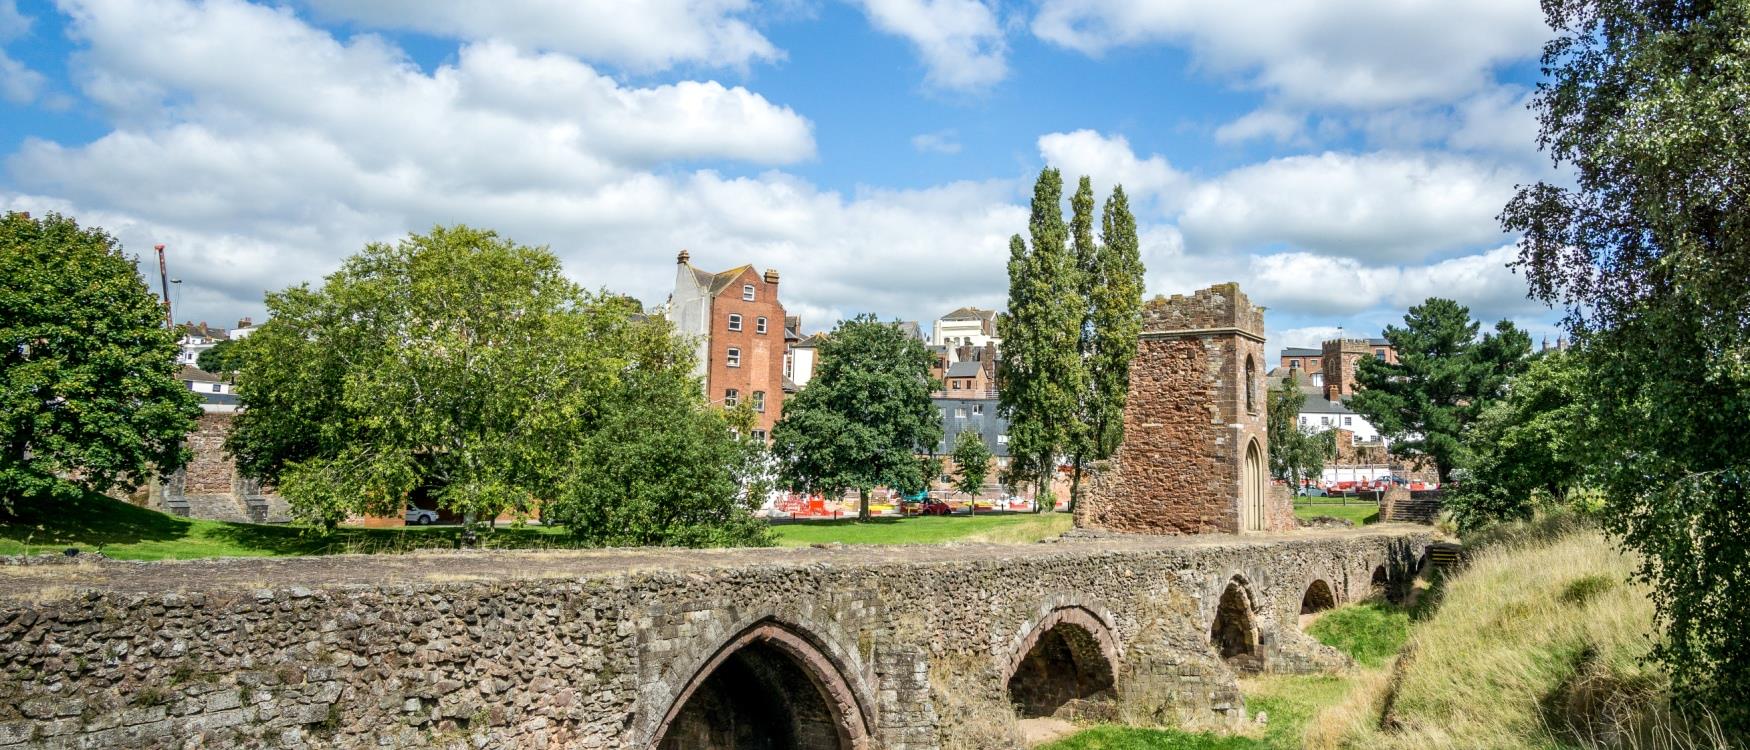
939 306 997 322
1280 347 1320 357
689 264 756 297
792 334 826 348
179 365 222 383
945 361 983 378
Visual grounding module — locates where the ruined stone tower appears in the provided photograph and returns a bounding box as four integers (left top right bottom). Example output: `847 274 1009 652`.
1077 283 1295 534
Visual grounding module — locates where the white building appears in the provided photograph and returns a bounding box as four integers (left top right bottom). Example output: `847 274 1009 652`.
1296 395 1385 444
787 334 822 389
930 307 1000 348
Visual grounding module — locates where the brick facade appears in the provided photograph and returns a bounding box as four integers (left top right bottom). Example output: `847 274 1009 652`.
704 267 788 435
1077 283 1295 534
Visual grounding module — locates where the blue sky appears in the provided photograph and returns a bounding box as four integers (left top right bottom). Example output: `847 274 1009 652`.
0 0 1567 352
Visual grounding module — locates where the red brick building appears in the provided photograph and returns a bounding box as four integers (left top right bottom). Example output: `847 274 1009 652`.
663 251 789 438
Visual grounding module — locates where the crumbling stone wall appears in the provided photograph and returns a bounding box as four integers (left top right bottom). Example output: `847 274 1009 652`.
0 528 1429 749
1078 283 1294 534
146 412 290 524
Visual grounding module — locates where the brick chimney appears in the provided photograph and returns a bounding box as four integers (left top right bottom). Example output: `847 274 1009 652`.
237 317 253 329
676 249 690 265
763 268 780 285
1326 384 1341 402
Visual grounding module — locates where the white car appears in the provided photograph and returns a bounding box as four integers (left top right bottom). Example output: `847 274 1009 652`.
405 507 439 525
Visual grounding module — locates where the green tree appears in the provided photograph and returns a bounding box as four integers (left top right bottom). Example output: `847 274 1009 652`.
949 429 992 507
999 168 1085 508
1067 184 1145 510
1447 350 1592 531
1348 298 1531 483
541 339 771 547
229 225 672 530
1267 378 1336 492
0 211 201 505
196 338 245 377
1500 0 1750 723
770 315 941 521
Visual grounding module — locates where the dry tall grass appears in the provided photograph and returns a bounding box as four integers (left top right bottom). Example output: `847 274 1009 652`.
1305 523 1729 750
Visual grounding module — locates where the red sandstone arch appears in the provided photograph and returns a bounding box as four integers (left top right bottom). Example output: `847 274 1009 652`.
1005 606 1122 718
1300 579 1337 615
651 620 872 750
1210 575 1265 673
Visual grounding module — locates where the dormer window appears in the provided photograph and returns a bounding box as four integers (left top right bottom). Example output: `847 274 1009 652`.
742 284 755 301
728 314 742 332
756 316 768 334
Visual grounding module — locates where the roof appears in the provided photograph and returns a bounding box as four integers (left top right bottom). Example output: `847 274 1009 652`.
1299 393 1355 415
1280 347 1320 357
939 306 997 322
688 263 757 297
792 334 826 348
890 321 924 341
179 365 222 382
945 361 983 378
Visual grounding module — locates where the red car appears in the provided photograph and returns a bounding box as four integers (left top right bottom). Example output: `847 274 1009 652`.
908 499 953 516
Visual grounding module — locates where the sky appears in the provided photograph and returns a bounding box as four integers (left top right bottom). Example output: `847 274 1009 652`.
0 0 1569 352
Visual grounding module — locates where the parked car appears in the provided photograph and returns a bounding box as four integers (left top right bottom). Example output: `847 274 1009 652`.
1297 486 1329 497
406 507 440 525
918 499 952 516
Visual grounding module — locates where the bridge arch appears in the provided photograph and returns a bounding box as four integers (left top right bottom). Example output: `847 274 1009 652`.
650 618 874 750
1004 604 1122 718
1209 574 1266 673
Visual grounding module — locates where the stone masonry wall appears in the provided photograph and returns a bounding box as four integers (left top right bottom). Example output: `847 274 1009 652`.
1078 284 1293 534
0 529 1430 749
146 412 291 524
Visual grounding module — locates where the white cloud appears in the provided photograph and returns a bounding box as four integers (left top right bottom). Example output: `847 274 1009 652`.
1032 0 1547 110
0 48 42 104
1214 109 1305 145
911 130 962 154
1037 130 1188 214
1179 151 1516 263
1245 244 1541 321
301 0 780 72
855 0 1007 90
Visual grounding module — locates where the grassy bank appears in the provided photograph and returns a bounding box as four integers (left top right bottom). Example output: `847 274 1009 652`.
771 512 1073 547
1293 500 1380 526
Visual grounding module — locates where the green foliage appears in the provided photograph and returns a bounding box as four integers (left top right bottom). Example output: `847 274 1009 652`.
195 338 245 376
1499 1 1750 726
770 314 941 520
1066 183 1146 509
949 429 992 500
999 169 1086 499
0 211 202 506
1347 298 1530 482
1307 602 1411 668
227 225 751 543
1448 350 1593 530
541 351 771 548
1266 378 1336 490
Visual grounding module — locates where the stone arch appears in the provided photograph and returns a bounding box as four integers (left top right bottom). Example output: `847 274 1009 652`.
1004 606 1121 718
651 619 873 750
1210 576 1265 674
1241 438 1266 532
1298 579 1337 630
1369 564 1404 604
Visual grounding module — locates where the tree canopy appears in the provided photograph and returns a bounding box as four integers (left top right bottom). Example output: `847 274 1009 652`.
1500 0 1750 724
195 338 245 377
770 314 941 520
1447 350 1592 531
1348 298 1530 483
1067 182 1144 509
228 225 764 545
949 429 992 504
0 211 201 505
1266 378 1336 492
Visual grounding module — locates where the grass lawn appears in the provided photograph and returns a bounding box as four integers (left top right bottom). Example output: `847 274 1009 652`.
771 512 1073 547
0 490 570 560
1305 602 1411 668
1040 675 1358 750
1292 501 1379 526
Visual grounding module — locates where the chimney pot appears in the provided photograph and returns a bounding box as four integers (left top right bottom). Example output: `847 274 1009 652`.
763 268 780 284
676 249 690 265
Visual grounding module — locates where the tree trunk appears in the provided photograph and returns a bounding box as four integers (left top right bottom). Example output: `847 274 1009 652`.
858 487 870 521
1068 452 1084 514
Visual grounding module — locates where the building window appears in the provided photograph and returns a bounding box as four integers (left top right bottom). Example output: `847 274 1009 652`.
784 353 793 379
1290 360 1300 369
1245 355 1257 413
973 403 983 415
1321 416 1331 426
756 316 768 334
1376 349 1386 360
211 383 221 393
742 284 755 301
727 347 740 367
752 391 765 412
1344 416 1353 426
724 389 739 407
954 408 966 418
1299 416 1308 426
997 434 1009 445
728 314 742 332
751 429 766 442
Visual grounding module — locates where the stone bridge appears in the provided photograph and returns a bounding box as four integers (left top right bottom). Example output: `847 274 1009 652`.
0 525 1431 749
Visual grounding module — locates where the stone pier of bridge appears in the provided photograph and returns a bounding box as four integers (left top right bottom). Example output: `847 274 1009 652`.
0 525 1430 749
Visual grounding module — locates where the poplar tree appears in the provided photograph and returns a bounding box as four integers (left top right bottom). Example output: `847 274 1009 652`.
998 168 1084 509
1068 185 1145 509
